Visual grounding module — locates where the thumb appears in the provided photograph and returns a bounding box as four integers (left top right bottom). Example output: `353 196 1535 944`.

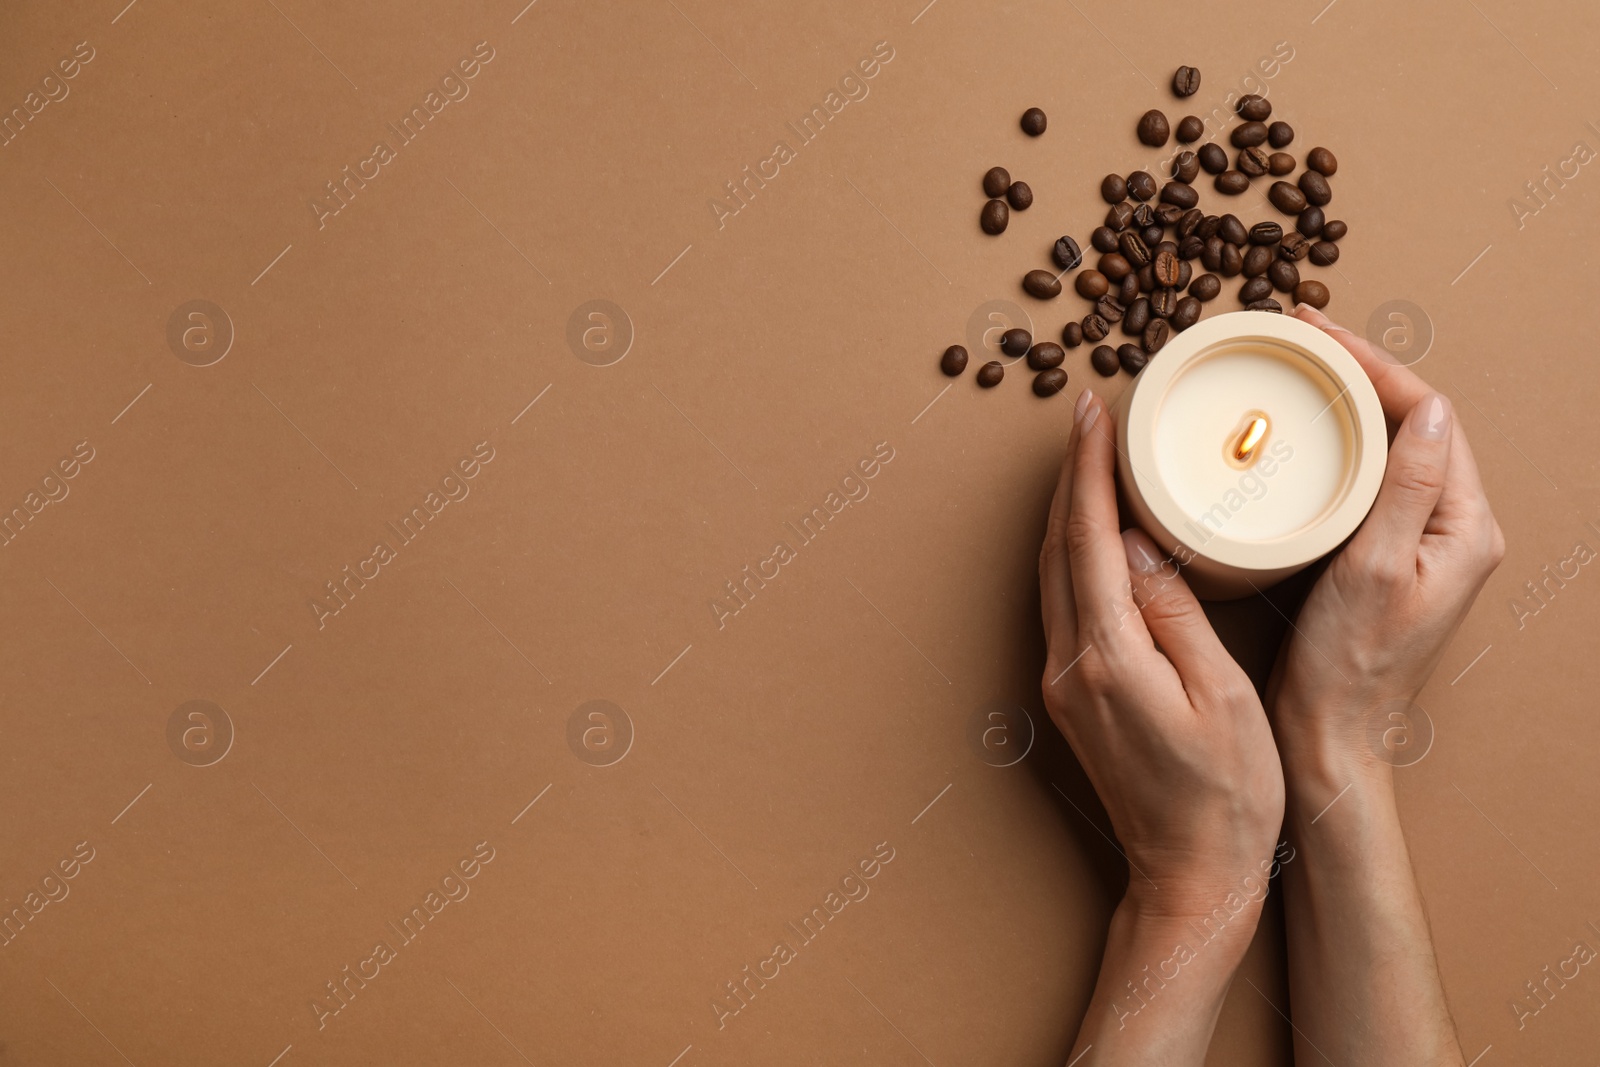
1351 391 1454 557
1121 528 1234 689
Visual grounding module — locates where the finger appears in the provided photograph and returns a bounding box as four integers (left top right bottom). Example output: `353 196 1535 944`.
1293 303 1429 425
1349 391 1454 562
1122 527 1234 691
1068 390 1148 644
1039 390 1087 651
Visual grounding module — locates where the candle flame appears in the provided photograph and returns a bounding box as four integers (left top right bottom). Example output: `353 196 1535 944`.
1232 416 1269 463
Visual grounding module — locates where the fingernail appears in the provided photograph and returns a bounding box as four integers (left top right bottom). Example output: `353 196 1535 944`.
1075 388 1095 428
1121 528 1164 575
1294 302 1351 335
1411 391 1452 440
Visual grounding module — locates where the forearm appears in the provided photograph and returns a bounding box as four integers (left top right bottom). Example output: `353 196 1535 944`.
1069 889 1261 1065
1278 738 1464 1066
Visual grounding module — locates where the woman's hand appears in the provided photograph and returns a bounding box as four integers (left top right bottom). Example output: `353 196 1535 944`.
1043 387 1285 1065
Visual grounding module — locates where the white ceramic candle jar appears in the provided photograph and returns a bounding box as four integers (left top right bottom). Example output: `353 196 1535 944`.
1112 310 1388 600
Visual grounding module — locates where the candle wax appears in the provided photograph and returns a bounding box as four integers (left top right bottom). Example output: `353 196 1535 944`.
1152 347 1352 543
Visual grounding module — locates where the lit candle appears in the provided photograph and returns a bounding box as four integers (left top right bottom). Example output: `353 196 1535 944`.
1113 311 1388 600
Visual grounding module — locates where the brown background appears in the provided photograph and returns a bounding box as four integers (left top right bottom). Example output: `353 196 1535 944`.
1 0 1597 1063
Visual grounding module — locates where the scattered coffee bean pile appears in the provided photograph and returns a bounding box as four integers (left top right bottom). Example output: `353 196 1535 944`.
949 70 1346 396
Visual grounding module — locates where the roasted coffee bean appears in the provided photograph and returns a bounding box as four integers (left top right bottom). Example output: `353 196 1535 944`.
1198 143 1229 174
1106 202 1135 230
1117 273 1140 305
1123 298 1151 335
1239 277 1273 303
1321 219 1347 241
1189 273 1221 301
1171 151 1200 183
1306 146 1338 176
1215 170 1250 195
1091 344 1120 377
1231 121 1269 148
940 345 968 376
1238 145 1271 177
1143 319 1171 354
1007 180 1033 210
1245 298 1283 313
1293 279 1331 310
1268 259 1299 293
1268 152 1296 176
1137 263 1156 291
1062 321 1084 348
1119 343 1148 375
1075 270 1109 299
1101 173 1128 203
1177 115 1204 143
1021 107 1048 136
1094 295 1125 323
1127 171 1158 201
1308 240 1339 266
1081 313 1110 342
1000 327 1032 356
1197 214 1222 239
982 167 1011 198
1099 252 1131 280
1243 244 1274 277
1176 259 1193 290
1267 121 1294 148
1153 249 1182 287
1178 234 1205 260
1028 341 1066 370
1220 242 1244 276
1024 269 1062 299
1297 207 1325 238
1033 367 1068 396
1172 296 1202 330
1150 287 1178 319
1155 204 1185 227
1269 180 1307 214
1249 221 1283 245
1160 182 1199 209
977 360 1005 386
1298 171 1332 207
1137 109 1171 146
1131 202 1156 227
1141 224 1164 248
1156 239 1179 257
1201 236 1224 271
1172 65 1202 97
1218 214 1247 245
980 199 1009 234
1236 94 1272 121
1053 235 1084 271
1177 208 1204 238
1279 232 1310 261
1091 226 1120 253
1118 231 1151 269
